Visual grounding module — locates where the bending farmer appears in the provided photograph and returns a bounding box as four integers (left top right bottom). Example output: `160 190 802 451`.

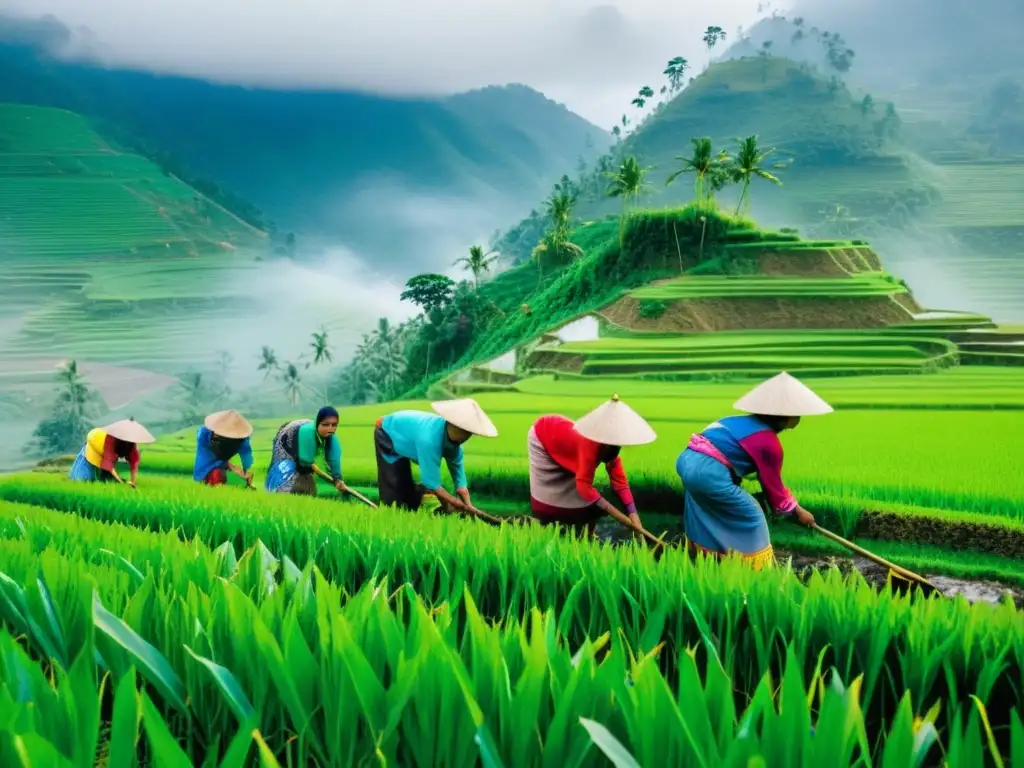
374 398 497 515
68 418 155 487
194 410 255 486
676 372 831 570
266 406 347 496
528 394 656 536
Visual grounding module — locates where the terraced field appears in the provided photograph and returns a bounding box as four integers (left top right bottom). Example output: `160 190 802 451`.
629 273 907 299
537 330 957 376
3 368 1021 762
0 104 269 373
927 162 1024 228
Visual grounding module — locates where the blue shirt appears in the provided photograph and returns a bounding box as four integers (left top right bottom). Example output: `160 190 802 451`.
193 426 254 482
380 410 468 490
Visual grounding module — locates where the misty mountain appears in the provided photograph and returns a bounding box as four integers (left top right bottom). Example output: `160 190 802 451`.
723 0 1024 152
0 13 608 270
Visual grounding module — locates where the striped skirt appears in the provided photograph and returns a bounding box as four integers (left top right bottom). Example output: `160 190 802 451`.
676 448 775 570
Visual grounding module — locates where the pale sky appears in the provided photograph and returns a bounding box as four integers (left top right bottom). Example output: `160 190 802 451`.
0 0 781 127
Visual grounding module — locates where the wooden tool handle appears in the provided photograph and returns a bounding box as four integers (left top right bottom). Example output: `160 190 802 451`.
811 524 937 590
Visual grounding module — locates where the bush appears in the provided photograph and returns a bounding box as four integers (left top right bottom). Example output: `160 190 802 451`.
638 300 670 318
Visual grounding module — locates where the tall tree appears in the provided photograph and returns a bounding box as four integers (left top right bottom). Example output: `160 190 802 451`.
731 135 783 216
543 178 579 234
307 325 332 369
257 346 279 380
532 230 583 285
703 26 727 50
279 362 304 407
453 245 499 289
605 156 653 246
27 360 101 456
401 274 456 313
666 137 730 206
631 85 655 109
663 57 689 94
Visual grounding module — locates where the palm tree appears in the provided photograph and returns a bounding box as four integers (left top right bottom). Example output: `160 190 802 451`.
605 156 653 246
279 362 304 406
543 180 578 233
631 85 654 109
731 135 782 216
663 57 689 93
666 137 730 206
454 245 499 289
257 346 279 380
703 26 726 50
307 326 332 369
532 231 583 285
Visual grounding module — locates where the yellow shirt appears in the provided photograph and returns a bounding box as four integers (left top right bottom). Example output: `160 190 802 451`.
83 429 108 468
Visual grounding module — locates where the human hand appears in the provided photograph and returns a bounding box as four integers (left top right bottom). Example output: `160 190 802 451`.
794 507 815 527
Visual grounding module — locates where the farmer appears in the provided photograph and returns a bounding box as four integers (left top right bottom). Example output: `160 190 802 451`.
68 418 155 487
193 410 255 487
374 398 497 515
265 406 350 496
676 371 831 570
527 395 656 536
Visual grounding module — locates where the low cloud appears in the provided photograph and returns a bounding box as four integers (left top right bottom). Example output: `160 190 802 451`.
0 0 767 125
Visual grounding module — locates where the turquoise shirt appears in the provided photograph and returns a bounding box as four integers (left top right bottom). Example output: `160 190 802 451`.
380 410 467 490
296 422 343 480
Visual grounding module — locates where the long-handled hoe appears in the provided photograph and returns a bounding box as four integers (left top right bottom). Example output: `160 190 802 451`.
310 465 378 508
752 491 941 597
810 523 940 597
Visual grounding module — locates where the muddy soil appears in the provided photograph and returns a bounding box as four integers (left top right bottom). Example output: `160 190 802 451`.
599 295 913 334
592 522 1022 607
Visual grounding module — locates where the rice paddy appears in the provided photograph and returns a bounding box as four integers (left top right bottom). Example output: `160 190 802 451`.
2 370 1023 763
3 90 1024 764
629 273 907 299
0 104 271 381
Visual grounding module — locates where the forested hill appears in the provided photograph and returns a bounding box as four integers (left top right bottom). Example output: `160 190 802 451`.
0 14 608 265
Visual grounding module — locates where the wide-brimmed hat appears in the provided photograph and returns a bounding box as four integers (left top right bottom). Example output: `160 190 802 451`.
431 398 498 438
572 394 657 446
733 372 833 417
204 409 253 439
103 418 156 444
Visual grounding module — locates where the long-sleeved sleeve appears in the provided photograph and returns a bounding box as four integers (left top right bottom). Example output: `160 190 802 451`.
416 432 445 490
100 436 119 472
126 444 140 472
445 445 467 491
604 456 635 509
296 423 317 468
325 436 342 481
238 437 254 472
573 441 603 504
738 431 797 514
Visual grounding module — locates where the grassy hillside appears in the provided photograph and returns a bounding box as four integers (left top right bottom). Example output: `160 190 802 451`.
477 210 1024 385
494 54 1024 323
0 102 270 368
0 28 608 265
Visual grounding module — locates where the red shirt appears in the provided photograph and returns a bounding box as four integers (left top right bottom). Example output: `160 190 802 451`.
102 436 140 473
533 415 634 507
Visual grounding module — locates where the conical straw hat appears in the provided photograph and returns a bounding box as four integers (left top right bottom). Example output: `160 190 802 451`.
204 409 253 439
431 398 499 438
733 372 834 417
103 418 156 444
572 394 657 446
